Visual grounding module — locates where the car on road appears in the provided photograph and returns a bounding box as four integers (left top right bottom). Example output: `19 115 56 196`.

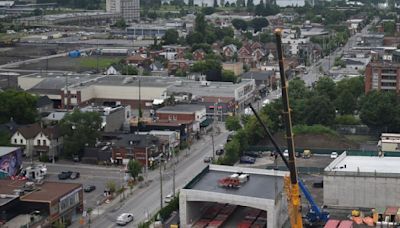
116 213 134 226
84 185 96 193
70 172 80 179
330 152 338 159
203 156 213 163
164 194 173 203
58 171 72 180
240 156 256 164
216 149 224 156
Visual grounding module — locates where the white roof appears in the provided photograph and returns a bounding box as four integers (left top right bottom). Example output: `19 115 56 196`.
0 1 14 7
326 155 400 174
0 147 19 157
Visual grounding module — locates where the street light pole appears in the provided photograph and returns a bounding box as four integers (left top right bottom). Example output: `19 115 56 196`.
159 157 163 209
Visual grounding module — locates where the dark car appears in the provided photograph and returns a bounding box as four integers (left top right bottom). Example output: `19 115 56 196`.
84 185 96 193
240 156 256 164
216 149 224 156
58 171 72 180
70 172 80 179
203 156 213 163
243 151 261 158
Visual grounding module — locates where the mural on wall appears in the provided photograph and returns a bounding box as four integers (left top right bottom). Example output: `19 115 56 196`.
0 148 22 177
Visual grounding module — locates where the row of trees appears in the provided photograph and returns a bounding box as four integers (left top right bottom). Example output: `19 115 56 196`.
231 18 269 33
0 90 38 125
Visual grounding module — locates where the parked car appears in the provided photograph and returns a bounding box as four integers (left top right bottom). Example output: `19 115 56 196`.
243 151 262 158
330 152 338 159
303 149 312 159
58 171 72 180
84 185 96 193
72 155 80 162
164 194 173 203
216 149 224 156
70 172 80 179
116 213 134 226
240 156 256 164
283 149 289 157
203 156 213 163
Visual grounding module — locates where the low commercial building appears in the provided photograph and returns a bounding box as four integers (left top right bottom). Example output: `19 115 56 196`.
180 165 288 228
324 152 400 208
378 133 400 152
126 25 168 39
0 180 83 227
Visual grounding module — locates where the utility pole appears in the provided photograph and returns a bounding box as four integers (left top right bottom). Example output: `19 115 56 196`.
159 155 163 209
211 101 217 160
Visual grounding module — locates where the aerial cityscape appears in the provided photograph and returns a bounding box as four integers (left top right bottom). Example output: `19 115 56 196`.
0 0 399 227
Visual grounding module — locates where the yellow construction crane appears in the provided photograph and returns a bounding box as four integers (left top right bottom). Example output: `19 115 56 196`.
248 28 303 228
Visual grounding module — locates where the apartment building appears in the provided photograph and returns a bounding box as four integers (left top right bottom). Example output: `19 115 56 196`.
106 0 139 22
365 62 400 94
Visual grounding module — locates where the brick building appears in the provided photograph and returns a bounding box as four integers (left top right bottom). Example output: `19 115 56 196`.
365 62 400 94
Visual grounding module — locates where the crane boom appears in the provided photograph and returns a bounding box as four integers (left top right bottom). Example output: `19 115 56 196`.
275 28 303 228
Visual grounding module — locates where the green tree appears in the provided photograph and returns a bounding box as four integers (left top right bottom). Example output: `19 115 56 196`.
60 110 102 158
335 90 357 115
188 0 194 6
214 0 218 7
250 17 269 32
127 159 142 181
336 76 364 99
0 131 11 146
222 70 236 82
222 139 240 165
114 19 127 28
289 78 308 100
314 76 336 101
225 116 242 131
0 90 38 124
162 29 179 45
359 91 400 132
383 21 396 36
231 19 248 31
33 8 43 16
304 95 336 126
195 14 206 34
202 7 216 15
106 180 117 193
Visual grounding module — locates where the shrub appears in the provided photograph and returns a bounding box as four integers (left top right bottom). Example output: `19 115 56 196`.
293 124 337 136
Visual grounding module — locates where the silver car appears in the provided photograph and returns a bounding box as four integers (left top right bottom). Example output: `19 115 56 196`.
116 213 134 226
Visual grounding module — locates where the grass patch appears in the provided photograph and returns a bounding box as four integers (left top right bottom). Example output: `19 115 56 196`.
344 134 377 143
293 124 338 136
78 56 123 69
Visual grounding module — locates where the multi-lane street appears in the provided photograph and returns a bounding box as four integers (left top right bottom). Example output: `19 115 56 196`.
66 126 230 227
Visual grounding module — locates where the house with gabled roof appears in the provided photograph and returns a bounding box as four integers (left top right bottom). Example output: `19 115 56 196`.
10 123 63 160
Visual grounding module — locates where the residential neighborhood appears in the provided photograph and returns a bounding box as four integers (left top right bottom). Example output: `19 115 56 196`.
1 0 400 227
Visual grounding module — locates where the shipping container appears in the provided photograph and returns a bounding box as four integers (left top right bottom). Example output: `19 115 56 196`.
338 220 353 228
207 220 224 228
245 208 261 220
257 211 267 222
220 205 237 215
324 219 341 228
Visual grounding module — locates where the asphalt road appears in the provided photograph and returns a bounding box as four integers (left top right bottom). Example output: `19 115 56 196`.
85 127 230 227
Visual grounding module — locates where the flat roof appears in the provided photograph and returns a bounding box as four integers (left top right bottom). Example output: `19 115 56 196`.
326 155 400 174
157 104 205 113
186 165 285 199
0 146 20 157
20 182 81 203
0 179 26 195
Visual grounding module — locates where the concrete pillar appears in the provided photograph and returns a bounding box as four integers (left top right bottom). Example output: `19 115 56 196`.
267 206 275 228
179 191 188 226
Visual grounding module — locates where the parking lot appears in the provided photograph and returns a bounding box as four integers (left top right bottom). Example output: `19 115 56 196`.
44 163 125 210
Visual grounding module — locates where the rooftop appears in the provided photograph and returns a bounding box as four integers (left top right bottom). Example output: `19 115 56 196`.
325 153 400 174
0 179 26 195
0 147 20 157
20 182 81 203
157 104 205 113
185 165 286 199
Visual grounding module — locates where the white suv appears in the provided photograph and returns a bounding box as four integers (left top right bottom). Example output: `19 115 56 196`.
330 152 338 159
116 213 134 226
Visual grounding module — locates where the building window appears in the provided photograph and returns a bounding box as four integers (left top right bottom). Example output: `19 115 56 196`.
20 139 23 144
37 140 41 145
168 115 172 121
14 139 17 143
173 115 177 120
43 140 47 146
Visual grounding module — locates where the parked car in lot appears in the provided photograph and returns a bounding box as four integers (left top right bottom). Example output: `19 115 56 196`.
203 156 213 163
243 151 262 158
58 171 72 180
330 152 338 159
240 156 256 164
283 149 289 157
216 149 224 155
84 185 96 193
116 213 134 226
70 172 80 179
